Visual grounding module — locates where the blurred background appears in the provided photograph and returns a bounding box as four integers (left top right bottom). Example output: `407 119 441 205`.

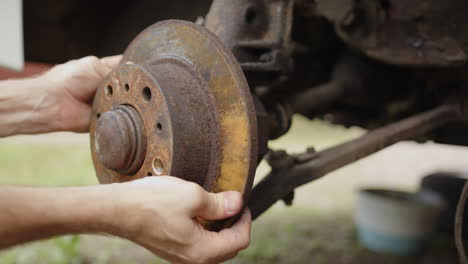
0 116 465 264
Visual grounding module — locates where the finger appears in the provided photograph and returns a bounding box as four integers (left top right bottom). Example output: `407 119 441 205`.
88 56 113 78
230 208 252 234
101 55 123 69
218 208 252 251
193 191 243 220
75 56 102 75
198 209 252 263
65 57 107 103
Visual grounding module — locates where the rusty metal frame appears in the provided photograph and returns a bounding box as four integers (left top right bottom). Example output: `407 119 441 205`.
315 0 468 67
249 104 460 219
205 0 294 76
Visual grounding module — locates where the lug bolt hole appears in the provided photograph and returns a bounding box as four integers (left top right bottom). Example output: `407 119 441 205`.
143 87 152 102
147 172 153 176
152 158 165 175
125 84 130 92
96 113 101 119
156 123 163 131
105 85 113 97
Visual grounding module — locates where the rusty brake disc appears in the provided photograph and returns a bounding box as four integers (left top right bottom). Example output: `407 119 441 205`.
89 20 258 230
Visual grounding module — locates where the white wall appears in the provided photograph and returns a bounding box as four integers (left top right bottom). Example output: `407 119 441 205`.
0 0 23 70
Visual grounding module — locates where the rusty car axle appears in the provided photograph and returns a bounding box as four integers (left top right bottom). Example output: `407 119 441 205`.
249 104 460 219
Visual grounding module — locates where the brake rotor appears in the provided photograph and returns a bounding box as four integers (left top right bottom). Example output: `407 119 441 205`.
89 20 258 229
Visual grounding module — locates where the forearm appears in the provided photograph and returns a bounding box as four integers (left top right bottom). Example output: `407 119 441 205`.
0 177 251 264
0 55 122 137
0 78 55 137
0 185 115 249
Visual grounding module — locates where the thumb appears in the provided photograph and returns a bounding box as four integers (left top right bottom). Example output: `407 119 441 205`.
194 191 243 220
100 55 123 69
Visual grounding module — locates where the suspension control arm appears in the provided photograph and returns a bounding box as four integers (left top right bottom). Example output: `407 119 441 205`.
249 104 459 219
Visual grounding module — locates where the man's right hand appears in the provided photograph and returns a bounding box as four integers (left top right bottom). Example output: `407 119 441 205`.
0 177 251 264
108 176 252 264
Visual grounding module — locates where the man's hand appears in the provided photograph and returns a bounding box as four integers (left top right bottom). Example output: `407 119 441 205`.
111 177 252 264
40 55 122 133
0 177 251 264
0 55 121 137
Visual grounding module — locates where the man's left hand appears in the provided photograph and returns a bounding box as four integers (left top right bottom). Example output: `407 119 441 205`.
40 55 122 133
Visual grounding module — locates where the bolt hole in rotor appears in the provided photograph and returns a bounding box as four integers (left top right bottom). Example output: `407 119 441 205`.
105 85 113 97
125 84 130 92
147 172 153 176
156 123 163 131
143 87 152 102
96 113 101 119
245 6 257 25
152 158 165 175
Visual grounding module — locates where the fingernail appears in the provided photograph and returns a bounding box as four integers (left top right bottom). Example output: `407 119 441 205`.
224 191 242 216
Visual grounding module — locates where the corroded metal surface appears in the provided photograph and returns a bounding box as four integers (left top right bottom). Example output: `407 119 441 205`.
249 104 459 219
316 0 468 66
95 105 147 175
90 20 258 230
206 0 294 76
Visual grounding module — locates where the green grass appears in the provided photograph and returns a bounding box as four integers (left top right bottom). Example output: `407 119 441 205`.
0 143 96 187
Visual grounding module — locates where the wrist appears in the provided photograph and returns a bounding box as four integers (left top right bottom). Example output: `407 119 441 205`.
0 185 119 248
97 183 151 239
0 76 56 136
39 185 118 235
59 184 120 234
17 185 121 236
90 184 127 236
30 74 64 133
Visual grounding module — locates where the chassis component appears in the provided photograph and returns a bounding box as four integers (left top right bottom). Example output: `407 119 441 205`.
249 104 460 219
316 0 468 67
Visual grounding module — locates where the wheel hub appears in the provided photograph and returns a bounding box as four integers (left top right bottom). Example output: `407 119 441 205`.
90 20 258 230
95 104 146 175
